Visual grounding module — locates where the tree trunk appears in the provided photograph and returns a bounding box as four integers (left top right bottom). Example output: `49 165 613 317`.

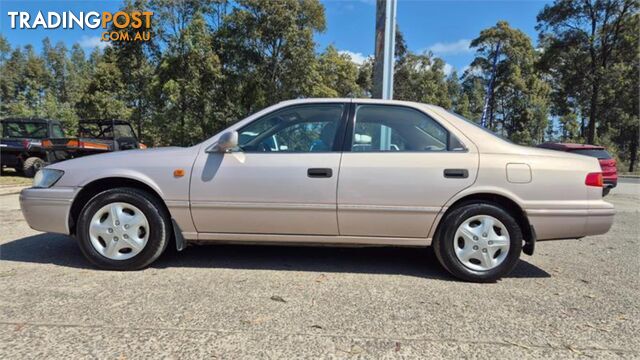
587 81 598 144
629 134 638 172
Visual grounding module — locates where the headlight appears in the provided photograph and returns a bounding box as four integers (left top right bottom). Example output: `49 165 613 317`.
33 169 64 188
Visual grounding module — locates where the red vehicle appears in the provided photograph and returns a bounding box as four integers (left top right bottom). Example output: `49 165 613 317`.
537 143 617 195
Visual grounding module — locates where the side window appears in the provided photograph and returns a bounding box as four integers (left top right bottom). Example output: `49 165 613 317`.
51 124 65 138
352 105 462 152
239 104 345 153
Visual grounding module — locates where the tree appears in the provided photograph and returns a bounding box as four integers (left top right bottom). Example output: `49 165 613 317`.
537 0 637 144
394 52 452 108
109 0 158 141
465 21 551 144
155 12 223 145
76 50 131 120
218 0 326 113
314 45 362 97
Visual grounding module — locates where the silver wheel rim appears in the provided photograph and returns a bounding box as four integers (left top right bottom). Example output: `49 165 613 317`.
453 215 510 271
89 202 149 261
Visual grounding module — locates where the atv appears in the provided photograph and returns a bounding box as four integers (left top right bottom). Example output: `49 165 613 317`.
0 118 66 177
43 119 146 164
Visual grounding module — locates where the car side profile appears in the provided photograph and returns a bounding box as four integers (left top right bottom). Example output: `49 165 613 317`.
19 99 615 282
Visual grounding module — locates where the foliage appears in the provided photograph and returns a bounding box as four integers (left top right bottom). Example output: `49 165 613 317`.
0 0 636 168
537 0 639 169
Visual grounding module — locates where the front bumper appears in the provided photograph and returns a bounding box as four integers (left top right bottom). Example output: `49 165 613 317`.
19 187 79 234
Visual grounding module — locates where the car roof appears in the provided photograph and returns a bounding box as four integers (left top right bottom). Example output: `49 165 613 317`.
1 117 59 124
80 119 133 125
277 97 428 108
537 142 605 151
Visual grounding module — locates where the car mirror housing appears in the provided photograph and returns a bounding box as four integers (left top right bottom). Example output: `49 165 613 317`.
207 131 239 153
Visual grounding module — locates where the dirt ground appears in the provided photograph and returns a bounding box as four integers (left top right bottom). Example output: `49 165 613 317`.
0 183 638 358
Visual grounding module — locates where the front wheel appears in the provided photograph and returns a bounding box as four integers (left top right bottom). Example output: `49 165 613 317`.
76 187 171 270
23 157 46 177
433 203 523 282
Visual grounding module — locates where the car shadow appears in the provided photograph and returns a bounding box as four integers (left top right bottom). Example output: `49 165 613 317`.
0 233 550 280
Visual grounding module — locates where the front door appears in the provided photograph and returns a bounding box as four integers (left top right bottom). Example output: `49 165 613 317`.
190 103 348 235
337 104 478 238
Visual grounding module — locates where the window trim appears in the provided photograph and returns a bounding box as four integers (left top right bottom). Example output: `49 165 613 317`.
343 103 467 153
237 102 350 154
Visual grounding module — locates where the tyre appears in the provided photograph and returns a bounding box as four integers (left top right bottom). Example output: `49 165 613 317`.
602 187 611 197
23 157 46 177
76 187 171 270
433 203 523 282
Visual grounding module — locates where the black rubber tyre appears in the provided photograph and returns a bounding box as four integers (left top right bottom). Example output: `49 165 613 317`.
433 203 523 282
23 157 46 177
76 187 171 270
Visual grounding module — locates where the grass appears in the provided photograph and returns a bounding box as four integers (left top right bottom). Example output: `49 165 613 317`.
0 169 32 186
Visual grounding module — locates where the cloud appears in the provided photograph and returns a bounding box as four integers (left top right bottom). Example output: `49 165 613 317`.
427 39 472 55
78 35 109 50
443 63 454 76
338 50 370 65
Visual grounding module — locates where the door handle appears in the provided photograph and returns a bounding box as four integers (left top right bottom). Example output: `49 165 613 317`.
444 169 468 179
307 168 333 178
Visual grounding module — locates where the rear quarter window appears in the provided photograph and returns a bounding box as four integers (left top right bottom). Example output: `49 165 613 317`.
570 149 611 159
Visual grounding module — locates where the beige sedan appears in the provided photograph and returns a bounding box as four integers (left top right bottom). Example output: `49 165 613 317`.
19 99 615 282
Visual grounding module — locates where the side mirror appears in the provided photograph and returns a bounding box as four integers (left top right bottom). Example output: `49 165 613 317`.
207 131 239 153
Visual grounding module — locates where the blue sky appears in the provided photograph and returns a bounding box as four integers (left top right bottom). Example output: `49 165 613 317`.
0 0 550 74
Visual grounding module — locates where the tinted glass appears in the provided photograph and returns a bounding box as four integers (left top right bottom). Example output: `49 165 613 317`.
570 149 611 159
3 122 48 138
352 105 454 152
239 104 344 153
51 124 65 138
445 109 512 144
113 124 136 138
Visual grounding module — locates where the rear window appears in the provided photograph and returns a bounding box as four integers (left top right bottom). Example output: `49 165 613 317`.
2 122 48 138
570 149 611 159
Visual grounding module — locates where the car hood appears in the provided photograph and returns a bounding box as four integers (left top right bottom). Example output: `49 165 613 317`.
48 145 201 189
48 146 194 170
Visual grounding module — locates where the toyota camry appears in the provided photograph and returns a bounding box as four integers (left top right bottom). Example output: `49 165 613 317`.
19 99 615 282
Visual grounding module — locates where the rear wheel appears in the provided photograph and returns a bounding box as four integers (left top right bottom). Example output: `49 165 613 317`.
22 157 45 177
433 203 523 282
76 187 171 270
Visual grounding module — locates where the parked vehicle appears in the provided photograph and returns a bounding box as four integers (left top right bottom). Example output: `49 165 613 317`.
19 99 615 282
43 119 146 164
537 143 618 196
0 118 66 177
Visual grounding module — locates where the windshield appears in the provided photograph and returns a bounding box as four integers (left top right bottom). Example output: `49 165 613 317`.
444 110 512 143
80 123 136 139
570 148 611 159
2 122 48 138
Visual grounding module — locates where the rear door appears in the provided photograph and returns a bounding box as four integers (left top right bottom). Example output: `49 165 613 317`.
337 103 478 238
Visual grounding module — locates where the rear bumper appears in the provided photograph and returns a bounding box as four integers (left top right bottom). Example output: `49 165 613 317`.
19 187 79 235
526 201 615 240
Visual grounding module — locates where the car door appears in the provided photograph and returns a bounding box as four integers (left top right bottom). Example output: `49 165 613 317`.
190 103 348 235
337 103 478 238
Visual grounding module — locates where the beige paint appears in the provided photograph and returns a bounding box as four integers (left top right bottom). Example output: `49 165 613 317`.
21 98 614 247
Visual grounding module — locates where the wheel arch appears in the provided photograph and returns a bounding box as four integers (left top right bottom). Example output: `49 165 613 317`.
431 192 535 255
68 177 171 237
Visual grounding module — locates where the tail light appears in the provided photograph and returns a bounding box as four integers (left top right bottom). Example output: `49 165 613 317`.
21 139 30 149
41 139 52 148
585 172 603 187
